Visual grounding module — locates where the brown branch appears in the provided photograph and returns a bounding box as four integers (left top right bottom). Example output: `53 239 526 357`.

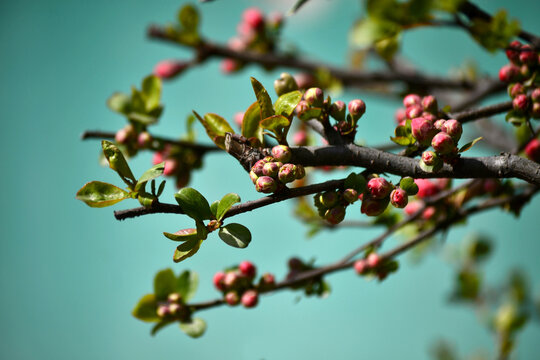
81 130 220 153
148 26 476 91
190 185 538 312
451 100 513 123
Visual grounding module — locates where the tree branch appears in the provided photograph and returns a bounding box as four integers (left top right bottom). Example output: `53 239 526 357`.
147 26 477 91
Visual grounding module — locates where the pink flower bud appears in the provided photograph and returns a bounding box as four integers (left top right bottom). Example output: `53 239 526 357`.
505 40 522 63
330 100 346 121
406 105 423 120
421 95 438 113
348 99 366 120
115 128 129 144
498 64 519 83
431 132 456 155
163 159 178 176
294 73 315 89
343 188 359 203
227 37 247 51
225 291 240 306
241 290 259 308
525 139 540 162
263 162 281 178
324 205 346 225
239 260 257 278
422 113 437 123
395 108 407 124
421 151 437 166
293 130 308 146
422 206 436 220
366 253 380 268
242 7 265 30
213 271 226 291
390 188 408 208
152 151 164 165
278 164 297 183
221 59 240 74
272 145 292 163
441 119 462 142
483 179 499 193
508 83 525 98
234 112 244 128
519 45 537 66
256 176 277 193
404 200 423 216
223 271 240 289
531 88 540 103
411 117 438 146
361 195 389 216
403 94 421 108
168 292 181 303
367 177 392 199
251 160 266 176
531 102 540 119
434 119 446 130
154 60 187 79
157 305 169 317
354 259 367 274
415 179 439 198
513 94 530 113
137 132 152 148
304 87 324 107
168 303 181 315
260 273 276 287
295 100 309 115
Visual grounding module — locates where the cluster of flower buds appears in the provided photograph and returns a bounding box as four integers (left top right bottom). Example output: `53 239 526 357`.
152 144 202 188
249 145 306 193
499 40 540 123
114 123 154 156
156 292 189 321
360 175 418 216
213 261 275 308
221 8 284 74
353 252 399 282
295 86 366 137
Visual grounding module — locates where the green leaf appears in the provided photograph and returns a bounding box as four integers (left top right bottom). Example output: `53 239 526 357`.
76 181 129 208
141 75 161 111
136 162 165 192
137 191 156 208
157 180 166 197
434 0 465 13
132 294 159 322
179 318 206 338
130 86 146 113
350 17 401 48
101 140 136 186
399 177 418 195
154 269 176 301
216 193 241 221
107 92 130 114
163 228 199 242
127 112 158 125
288 0 310 14
260 115 290 141
195 219 208 240
151 320 174 336
176 270 199 302
458 137 483 153
274 91 302 117
173 238 203 263
210 200 219 218
297 107 323 121
178 4 199 32
344 173 367 193
419 158 443 173
241 101 264 143
218 223 252 248
390 136 412 146
469 10 520 52
174 187 213 221
193 111 234 150
251 77 274 119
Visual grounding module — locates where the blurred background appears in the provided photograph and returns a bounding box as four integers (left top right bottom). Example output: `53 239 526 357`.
1 0 539 359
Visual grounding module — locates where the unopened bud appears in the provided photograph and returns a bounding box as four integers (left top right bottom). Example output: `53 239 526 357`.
274 72 299 96
513 94 529 114
278 164 297 183
330 100 346 121
348 99 366 120
390 188 408 208
271 145 292 163
154 60 188 79
441 119 462 142
304 87 324 107
225 291 240 306
367 177 392 199
403 94 421 108
213 271 226 291
421 95 438 114
239 260 257 278
343 188 358 203
411 117 438 146
263 162 281 178
256 176 277 193
241 290 259 308
525 139 540 162
431 132 456 155
324 205 346 225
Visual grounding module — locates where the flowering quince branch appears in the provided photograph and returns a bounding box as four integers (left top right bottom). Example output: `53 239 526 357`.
77 1 540 352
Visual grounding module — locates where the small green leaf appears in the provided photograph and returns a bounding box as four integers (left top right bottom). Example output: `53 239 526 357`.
210 200 219 218
216 193 241 221
136 162 165 192
459 137 483 153
390 136 412 146
218 223 252 248
193 111 234 150
350 17 400 48
344 173 367 193
101 140 136 186
196 219 208 240
107 92 130 114
419 158 443 173
154 269 176 301
137 191 156 208
399 177 418 195
127 112 158 125
151 320 174 336
141 75 161 111
260 115 291 137
179 318 206 338
297 107 322 121
176 270 199 302
163 228 199 242
173 238 203 263
76 181 129 208
174 187 213 221
132 294 159 322
274 91 302 117
251 77 274 119
178 4 199 32
241 101 264 143
157 180 166 197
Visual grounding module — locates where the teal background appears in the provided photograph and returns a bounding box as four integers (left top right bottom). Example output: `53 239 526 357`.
1 0 539 359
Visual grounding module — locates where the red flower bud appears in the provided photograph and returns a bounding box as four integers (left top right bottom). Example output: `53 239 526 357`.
224 271 240 289
519 45 537 66
421 151 437 166
498 64 519 83
278 164 297 183
348 99 366 120
406 105 423 120
293 130 308 146
271 145 292 163
305 87 324 107
531 88 540 103
242 7 265 30
505 40 522 63
361 195 389 216
513 94 530 113
508 83 525 98
395 108 407 124
366 253 380 268
525 139 540 162
221 59 240 74
225 291 240 306
415 179 439 198
367 177 392 199
241 290 259 308
137 132 152 148
431 132 456 155
163 159 178 176
154 60 188 79
434 119 446 130
354 259 367 274
411 117 438 146
421 95 438 114
239 260 257 278
390 188 408 208
441 119 462 142
343 188 359 203
256 176 277 193
263 162 281 178
330 100 346 121
403 94 421 108
324 205 346 225
213 271 226 291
